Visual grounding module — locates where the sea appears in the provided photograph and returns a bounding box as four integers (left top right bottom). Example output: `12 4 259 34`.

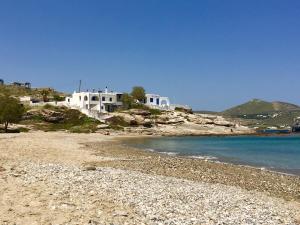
125 135 300 176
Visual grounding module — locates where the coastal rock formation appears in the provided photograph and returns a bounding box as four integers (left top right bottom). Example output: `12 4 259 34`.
106 110 253 135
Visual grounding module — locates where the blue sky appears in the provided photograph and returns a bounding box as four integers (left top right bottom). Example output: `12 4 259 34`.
0 0 300 111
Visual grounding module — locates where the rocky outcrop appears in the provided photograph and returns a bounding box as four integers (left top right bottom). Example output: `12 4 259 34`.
129 109 151 116
41 109 65 123
104 110 254 135
23 109 65 123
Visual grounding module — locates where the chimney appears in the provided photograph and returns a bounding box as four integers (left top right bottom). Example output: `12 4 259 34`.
105 86 108 93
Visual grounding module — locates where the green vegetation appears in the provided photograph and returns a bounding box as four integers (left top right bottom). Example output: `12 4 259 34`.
121 86 150 110
121 93 134 110
21 105 100 133
0 96 24 132
0 84 65 100
131 86 146 102
105 116 129 130
149 108 162 115
53 94 65 102
40 89 50 102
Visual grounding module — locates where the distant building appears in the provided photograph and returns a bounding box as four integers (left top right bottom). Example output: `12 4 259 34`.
0 79 3 85
12 82 31 89
65 87 123 113
145 93 170 110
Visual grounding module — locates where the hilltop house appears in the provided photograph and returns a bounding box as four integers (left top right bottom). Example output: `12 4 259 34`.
65 87 123 113
145 94 170 110
0 79 3 85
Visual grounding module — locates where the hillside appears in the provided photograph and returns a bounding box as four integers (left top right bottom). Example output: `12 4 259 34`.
0 84 66 99
223 99 300 116
222 99 300 127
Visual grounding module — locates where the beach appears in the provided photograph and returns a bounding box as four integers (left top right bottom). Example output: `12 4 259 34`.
0 132 300 224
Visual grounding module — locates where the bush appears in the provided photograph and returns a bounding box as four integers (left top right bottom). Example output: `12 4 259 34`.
106 116 129 127
175 107 193 114
149 108 162 115
121 93 134 110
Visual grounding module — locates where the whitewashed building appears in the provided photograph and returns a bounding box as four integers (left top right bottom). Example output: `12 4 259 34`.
65 86 173 115
145 94 170 110
65 88 123 113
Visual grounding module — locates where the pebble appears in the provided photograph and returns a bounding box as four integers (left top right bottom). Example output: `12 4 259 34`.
8 162 300 224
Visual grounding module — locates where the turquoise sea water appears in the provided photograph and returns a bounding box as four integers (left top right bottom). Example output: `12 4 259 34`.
125 135 300 175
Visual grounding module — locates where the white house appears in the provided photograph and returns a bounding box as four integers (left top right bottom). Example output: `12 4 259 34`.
65 87 123 113
65 86 173 114
145 94 170 110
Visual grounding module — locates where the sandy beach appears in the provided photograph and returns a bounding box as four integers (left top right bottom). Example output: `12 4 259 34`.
0 131 300 225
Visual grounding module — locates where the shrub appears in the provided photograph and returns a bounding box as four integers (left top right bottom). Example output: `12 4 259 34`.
0 96 24 132
149 108 162 115
121 93 134 110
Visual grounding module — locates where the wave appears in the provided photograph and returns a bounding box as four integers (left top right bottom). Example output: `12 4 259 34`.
144 148 179 156
188 155 218 160
160 151 179 156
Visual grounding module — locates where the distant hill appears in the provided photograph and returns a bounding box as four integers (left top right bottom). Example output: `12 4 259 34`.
223 99 300 116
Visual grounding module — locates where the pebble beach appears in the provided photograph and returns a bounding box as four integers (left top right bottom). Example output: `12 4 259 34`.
0 132 300 225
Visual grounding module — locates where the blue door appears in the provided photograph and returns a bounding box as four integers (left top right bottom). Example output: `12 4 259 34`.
156 98 160 105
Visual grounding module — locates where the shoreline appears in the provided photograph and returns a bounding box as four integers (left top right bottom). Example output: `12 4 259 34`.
0 132 300 224
120 134 300 177
91 135 300 202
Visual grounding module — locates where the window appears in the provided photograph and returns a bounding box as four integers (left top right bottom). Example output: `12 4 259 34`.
79 96 81 101
109 97 112 102
91 96 99 101
150 98 153 103
68 99 70 102
156 98 160 105
84 96 88 101
102 97 105 101
116 94 122 101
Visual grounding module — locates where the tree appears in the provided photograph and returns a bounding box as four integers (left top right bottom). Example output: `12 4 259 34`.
121 93 134 109
131 86 146 103
0 96 24 132
53 94 65 102
40 89 50 102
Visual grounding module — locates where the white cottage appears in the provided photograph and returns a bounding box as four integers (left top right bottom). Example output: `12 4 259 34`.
66 88 123 113
145 94 170 110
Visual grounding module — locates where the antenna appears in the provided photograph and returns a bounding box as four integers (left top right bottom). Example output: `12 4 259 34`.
78 80 82 92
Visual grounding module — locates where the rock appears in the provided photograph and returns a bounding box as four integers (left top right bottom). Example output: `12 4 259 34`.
213 120 234 127
83 166 96 171
41 109 65 123
96 124 109 129
129 109 151 116
113 210 129 217
23 109 65 123
156 115 184 124
0 166 6 172
134 115 145 125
